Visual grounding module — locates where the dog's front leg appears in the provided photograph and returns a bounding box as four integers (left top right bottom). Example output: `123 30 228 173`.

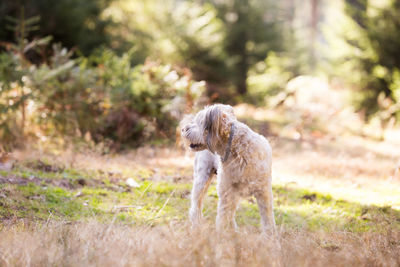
189 152 215 226
190 171 213 225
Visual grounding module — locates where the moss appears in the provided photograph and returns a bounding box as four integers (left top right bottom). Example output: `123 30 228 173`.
1 160 399 232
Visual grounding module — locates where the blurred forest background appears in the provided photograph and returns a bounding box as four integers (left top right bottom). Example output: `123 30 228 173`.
1 0 400 149
1 1 400 266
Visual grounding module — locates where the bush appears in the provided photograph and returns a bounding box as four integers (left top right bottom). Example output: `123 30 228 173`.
0 44 205 147
91 50 205 142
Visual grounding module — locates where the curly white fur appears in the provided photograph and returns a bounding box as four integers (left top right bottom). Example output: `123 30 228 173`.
181 104 276 233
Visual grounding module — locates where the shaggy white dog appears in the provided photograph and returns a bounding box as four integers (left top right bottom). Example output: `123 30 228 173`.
181 104 276 233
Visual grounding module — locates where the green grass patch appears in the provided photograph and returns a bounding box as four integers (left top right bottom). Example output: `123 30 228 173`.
1 162 399 232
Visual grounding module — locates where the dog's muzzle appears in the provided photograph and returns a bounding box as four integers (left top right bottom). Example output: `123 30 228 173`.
181 126 206 151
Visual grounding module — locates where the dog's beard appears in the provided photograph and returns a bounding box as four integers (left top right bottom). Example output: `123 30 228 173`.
188 143 206 151
184 140 207 151
181 128 207 151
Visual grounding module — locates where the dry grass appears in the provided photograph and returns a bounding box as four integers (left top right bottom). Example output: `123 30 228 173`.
13 146 194 183
2 101 400 266
0 221 399 267
2 134 400 266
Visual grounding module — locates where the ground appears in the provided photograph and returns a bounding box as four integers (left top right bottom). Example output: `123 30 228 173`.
1 105 400 266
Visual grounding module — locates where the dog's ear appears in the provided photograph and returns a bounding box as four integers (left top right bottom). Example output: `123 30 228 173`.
204 105 222 152
204 104 235 152
204 105 220 133
204 104 234 134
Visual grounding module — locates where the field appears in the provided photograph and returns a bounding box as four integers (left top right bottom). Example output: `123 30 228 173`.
2 0 400 265
1 105 400 267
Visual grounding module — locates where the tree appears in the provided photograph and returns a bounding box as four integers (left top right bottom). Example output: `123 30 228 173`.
340 0 400 118
0 7 52 144
104 0 227 88
0 0 112 55
208 0 283 95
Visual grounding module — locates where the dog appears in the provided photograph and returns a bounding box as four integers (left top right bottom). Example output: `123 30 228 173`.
180 104 276 233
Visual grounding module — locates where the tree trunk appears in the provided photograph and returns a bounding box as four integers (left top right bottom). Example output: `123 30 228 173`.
235 0 248 95
237 53 248 95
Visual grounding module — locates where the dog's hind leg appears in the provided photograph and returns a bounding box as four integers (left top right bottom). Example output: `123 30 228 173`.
190 151 217 226
216 182 240 232
255 184 276 234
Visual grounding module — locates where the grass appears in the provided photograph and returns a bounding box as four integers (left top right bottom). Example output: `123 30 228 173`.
1 153 400 267
1 160 399 234
1 105 400 266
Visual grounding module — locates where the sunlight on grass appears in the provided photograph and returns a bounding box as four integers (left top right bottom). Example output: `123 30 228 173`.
2 166 399 233
2 133 400 238
274 172 400 209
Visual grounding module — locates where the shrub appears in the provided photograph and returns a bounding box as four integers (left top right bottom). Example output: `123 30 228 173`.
91 50 205 142
0 45 205 147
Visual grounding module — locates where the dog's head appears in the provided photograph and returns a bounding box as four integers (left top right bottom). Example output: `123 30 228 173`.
180 104 235 152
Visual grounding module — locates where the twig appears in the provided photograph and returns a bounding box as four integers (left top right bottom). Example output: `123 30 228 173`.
46 211 53 226
139 182 153 198
148 189 176 226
